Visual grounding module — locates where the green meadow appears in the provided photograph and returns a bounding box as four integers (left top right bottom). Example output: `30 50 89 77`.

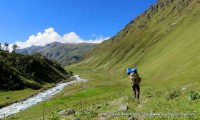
5 67 200 119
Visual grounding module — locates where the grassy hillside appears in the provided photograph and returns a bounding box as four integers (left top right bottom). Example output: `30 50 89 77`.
6 0 200 119
0 51 70 91
78 0 200 73
17 42 98 66
73 0 200 85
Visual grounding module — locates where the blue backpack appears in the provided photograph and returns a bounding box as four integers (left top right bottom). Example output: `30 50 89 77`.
126 68 137 75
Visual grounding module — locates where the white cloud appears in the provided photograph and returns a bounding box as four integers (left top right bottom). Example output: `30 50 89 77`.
14 28 110 49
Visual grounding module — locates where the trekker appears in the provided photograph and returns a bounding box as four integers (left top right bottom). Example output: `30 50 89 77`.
127 68 141 99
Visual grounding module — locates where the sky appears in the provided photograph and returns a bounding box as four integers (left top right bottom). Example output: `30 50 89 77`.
0 0 157 49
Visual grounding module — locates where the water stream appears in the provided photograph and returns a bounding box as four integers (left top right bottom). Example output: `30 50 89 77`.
0 75 87 119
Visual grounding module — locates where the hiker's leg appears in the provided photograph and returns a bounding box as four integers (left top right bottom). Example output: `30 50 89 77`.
136 85 140 99
134 91 137 98
132 84 136 98
138 85 140 99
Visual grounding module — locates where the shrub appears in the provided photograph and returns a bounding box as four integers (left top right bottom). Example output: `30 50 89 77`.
187 91 200 100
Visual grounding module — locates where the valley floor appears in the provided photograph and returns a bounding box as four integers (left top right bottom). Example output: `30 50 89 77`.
2 68 200 120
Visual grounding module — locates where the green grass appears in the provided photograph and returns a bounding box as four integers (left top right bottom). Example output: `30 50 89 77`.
4 68 128 120
5 66 200 120
0 89 36 108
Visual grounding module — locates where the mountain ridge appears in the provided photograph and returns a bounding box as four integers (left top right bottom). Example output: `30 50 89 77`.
17 42 98 66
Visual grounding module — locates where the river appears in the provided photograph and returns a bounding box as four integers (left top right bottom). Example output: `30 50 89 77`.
0 75 87 119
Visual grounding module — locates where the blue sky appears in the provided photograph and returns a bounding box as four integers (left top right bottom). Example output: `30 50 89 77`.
0 0 157 48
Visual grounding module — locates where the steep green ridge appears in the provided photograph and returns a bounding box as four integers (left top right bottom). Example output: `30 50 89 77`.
0 51 70 91
17 42 98 66
75 0 200 80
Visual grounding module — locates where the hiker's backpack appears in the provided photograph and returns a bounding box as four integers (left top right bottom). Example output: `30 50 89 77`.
126 68 137 75
126 68 132 75
131 72 141 85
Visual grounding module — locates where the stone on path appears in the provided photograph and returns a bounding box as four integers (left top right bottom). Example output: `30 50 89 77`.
118 105 129 111
58 109 76 116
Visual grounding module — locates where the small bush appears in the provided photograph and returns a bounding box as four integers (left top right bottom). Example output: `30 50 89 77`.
187 91 200 100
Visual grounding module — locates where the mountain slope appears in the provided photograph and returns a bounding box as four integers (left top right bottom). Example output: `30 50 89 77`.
74 0 200 81
17 42 98 66
0 51 70 91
